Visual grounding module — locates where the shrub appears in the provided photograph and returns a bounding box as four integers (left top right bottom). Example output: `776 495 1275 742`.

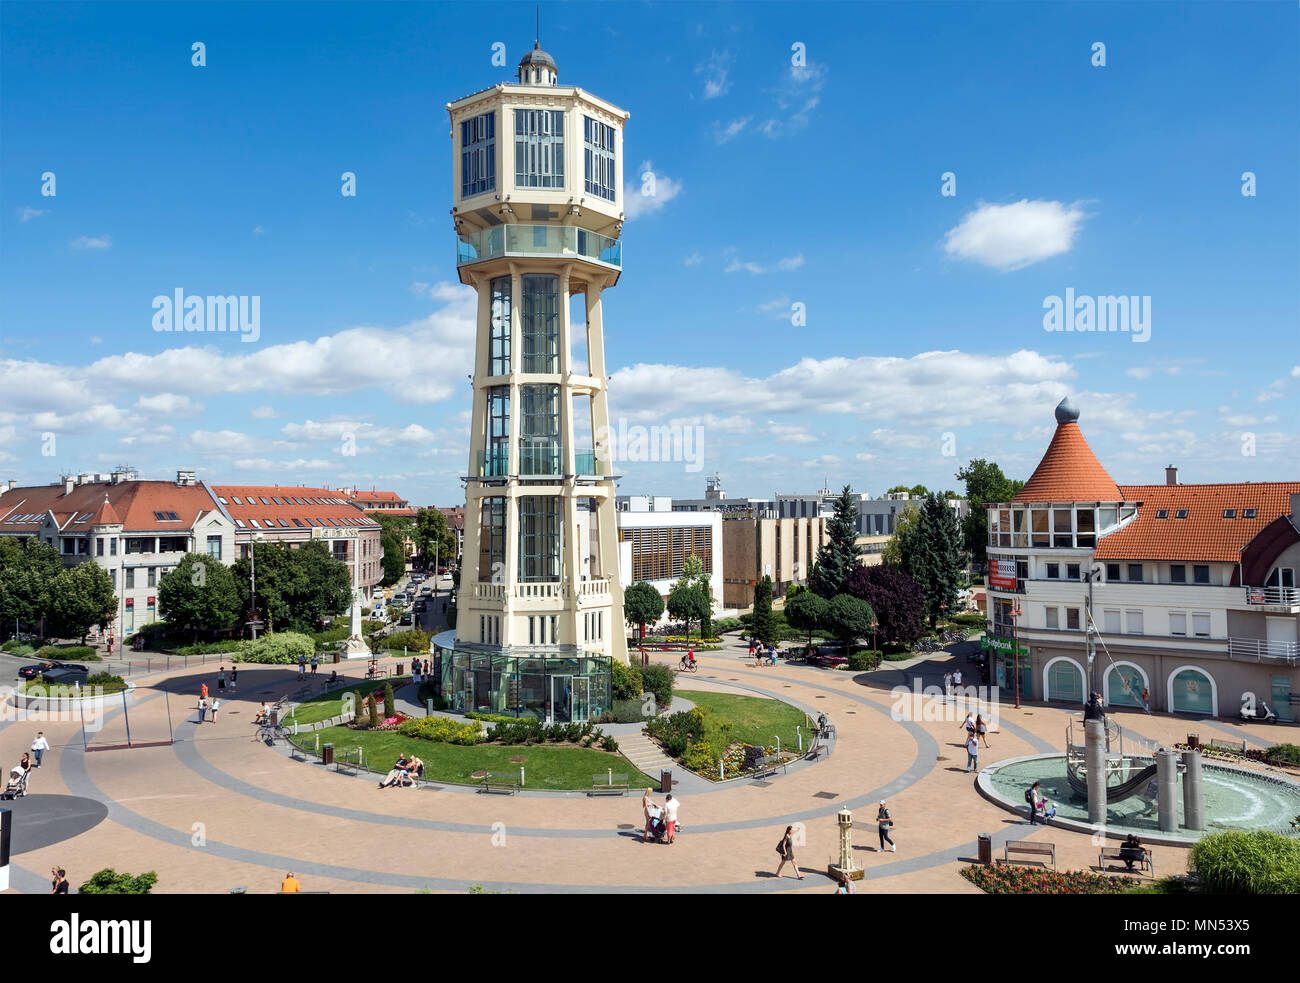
416 684 446 710
368 692 380 727
1265 744 1300 765
599 734 619 752
466 710 521 724
597 698 650 724
640 663 674 707
1190 830 1300 894
848 650 882 671
397 716 483 745
236 632 315 664
383 683 395 718
961 865 1134 895
36 644 100 662
3 643 35 657
611 659 643 701
645 708 705 758
681 740 715 774
378 628 430 654
176 640 244 656
78 868 159 894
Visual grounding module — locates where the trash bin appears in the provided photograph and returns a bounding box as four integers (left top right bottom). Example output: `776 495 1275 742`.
333 652 341 664
322 743 334 765
661 770 672 793
396 663 404 676
977 832 992 865
269 709 280 727
1187 733 1199 749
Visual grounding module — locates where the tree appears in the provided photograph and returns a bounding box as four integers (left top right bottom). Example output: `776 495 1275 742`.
955 458 1024 570
785 582 805 602
844 564 925 648
77 868 158 894
750 575 776 646
413 508 456 568
623 581 665 639
231 540 350 635
808 485 862 598
909 484 930 499
47 563 117 643
911 493 966 629
826 594 876 645
157 553 242 642
883 485 911 497
667 578 709 638
882 505 922 571
681 554 714 636
0 539 63 634
785 588 828 647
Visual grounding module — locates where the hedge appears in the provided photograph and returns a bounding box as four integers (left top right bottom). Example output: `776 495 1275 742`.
36 644 101 662
1190 830 1300 894
396 716 484 745
235 631 315 664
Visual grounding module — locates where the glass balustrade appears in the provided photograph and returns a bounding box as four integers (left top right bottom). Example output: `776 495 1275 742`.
456 224 621 269
473 445 608 477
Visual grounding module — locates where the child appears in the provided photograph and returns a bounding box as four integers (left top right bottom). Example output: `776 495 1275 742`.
209 698 220 722
1043 800 1057 820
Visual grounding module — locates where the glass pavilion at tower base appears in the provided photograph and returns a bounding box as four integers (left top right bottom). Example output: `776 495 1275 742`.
431 630 612 723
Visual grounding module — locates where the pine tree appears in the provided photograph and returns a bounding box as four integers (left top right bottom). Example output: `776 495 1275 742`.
809 485 863 597
913 493 965 628
750 576 776 646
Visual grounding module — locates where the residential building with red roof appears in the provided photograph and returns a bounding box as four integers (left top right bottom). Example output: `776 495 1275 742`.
212 484 384 600
982 397 1298 719
0 469 235 641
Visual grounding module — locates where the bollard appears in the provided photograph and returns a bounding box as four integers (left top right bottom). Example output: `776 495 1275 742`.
797 725 803 752
426 698 433 718
608 767 612 786
775 736 780 756
720 758 725 781
1182 748 1205 831
1084 719 1108 826
1156 748 1179 832
520 766 525 787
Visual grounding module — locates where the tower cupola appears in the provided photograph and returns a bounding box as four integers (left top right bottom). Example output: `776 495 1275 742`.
518 42 557 85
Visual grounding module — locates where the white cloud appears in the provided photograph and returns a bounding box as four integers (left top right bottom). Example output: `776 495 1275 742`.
683 252 702 267
696 50 733 99
1125 367 1153 380
759 62 827 138
250 405 280 419
756 297 792 316
623 162 683 220
724 252 804 275
252 225 266 238
17 207 45 222
713 117 751 143
134 393 203 416
70 235 112 251
232 457 335 472
943 199 1086 271
762 421 817 444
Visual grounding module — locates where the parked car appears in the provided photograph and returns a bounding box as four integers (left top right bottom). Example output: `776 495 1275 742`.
807 653 848 670
399 613 413 626
392 593 408 604
18 659 89 680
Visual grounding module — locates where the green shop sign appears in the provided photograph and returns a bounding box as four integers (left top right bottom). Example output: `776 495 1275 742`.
981 634 1029 657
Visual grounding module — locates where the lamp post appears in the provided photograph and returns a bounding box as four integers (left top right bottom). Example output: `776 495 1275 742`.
1010 602 1022 710
249 532 264 640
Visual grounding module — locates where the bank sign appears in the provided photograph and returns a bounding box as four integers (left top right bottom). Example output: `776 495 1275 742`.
981 634 1028 657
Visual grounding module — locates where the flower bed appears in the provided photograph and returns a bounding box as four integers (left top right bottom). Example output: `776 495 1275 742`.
961 865 1138 895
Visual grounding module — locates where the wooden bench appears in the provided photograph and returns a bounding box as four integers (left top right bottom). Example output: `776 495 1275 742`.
590 773 630 795
1004 839 1056 869
288 739 309 762
480 770 521 794
804 738 826 761
753 755 787 779
334 750 364 776
1099 846 1155 877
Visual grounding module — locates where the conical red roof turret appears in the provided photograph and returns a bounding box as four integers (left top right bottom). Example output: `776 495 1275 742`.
1013 398 1122 503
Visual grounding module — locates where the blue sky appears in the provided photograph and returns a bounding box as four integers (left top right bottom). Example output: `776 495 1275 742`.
2 0 1297 505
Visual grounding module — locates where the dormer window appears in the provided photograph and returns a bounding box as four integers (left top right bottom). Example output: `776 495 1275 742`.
1175 509 1188 519
1243 508 1258 518
1155 509 1168 518
1223 509 1236 518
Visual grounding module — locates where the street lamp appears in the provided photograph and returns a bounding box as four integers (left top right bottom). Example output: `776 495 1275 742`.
249 532 264 640
1010 602 1022 710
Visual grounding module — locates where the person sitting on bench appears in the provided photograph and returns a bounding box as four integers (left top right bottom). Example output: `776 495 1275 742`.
1119 833 1145 871
328 670 339 685
398 755 424 787
254 703 272 724
378 753 412 788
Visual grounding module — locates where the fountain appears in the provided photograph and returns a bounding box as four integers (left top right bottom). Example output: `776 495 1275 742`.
978 715 1300 845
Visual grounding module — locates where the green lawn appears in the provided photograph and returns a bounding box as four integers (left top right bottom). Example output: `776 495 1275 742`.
285 676 412 726
677 689 810 751
289 724 659 790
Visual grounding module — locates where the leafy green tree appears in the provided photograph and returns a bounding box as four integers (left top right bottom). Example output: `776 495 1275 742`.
77 868 158 894
157 553 241 642
750 575 776 646
909 484 930 499
413 508 456 568
373 513 414 585
47 562 117 643
882 505 922 571
680 554 714 635
808 485 863 598
785 582 804 602
667 577 709 639
826 594 876 645
785 588 828 647
232 540 350 635
911 493 966 629
955 458 1024 569
623 581 665 639
0 539 63 633
883 485 911 497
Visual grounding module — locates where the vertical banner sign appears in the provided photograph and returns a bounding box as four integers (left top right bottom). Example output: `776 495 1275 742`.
989 559 1018 591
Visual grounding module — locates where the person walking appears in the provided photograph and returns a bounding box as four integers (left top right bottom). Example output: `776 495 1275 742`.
976 713 991 748
229 665 237 693
197 696 208 724
200 681 209 701
775 825 803 879
943 671 953 699
960 712 976 740
876 800 896 853
217 667 227 692
965 732 979 773
209 698 220 723
298 653 307 677
953 667 963 691
30 732 49 769
663 793 680 844
310 653 319 676
1141 688 1151 714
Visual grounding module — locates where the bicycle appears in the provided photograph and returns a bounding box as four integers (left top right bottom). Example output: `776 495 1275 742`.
677 659 699 673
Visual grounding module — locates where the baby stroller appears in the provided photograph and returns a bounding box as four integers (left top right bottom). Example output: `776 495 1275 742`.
646 811 668 843
1 766 29 800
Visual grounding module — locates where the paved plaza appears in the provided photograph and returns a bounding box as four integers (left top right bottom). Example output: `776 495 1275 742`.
0 637 1282 894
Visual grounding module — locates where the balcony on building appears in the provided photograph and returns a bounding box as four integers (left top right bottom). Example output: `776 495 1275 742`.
1241 585 1300 612
456 223 621 270
1227 637 1300 666
472 444 610 479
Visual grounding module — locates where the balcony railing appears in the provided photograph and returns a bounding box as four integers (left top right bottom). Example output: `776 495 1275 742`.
1228 637 1300 665
473 445 607 478
519 441 562 477
475 447 510 478
457 224 622 269
1244 586 1300 606
574 450 607 476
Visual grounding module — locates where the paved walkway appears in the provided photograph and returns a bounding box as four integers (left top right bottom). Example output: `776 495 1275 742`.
1 637 1293 894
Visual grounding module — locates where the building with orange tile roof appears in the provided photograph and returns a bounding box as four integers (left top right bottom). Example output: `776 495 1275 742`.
0 469 235 642
983 398 1298 719
212 484 384 600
